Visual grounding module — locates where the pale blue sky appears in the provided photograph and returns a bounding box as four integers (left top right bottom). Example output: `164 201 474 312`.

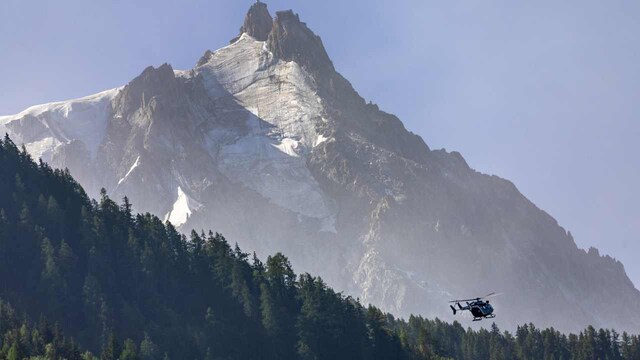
1 0 638 286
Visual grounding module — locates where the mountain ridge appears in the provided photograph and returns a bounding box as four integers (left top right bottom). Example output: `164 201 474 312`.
2 134 638 359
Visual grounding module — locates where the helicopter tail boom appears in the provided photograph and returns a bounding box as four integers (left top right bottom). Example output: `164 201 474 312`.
450 305 457 315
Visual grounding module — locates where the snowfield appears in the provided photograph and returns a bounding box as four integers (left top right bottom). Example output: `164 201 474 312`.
0 87 121 161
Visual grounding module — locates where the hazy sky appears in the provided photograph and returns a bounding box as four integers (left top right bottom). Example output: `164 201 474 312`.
1 0 638 286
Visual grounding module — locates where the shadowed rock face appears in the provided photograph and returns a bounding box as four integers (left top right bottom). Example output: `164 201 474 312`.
268 10 335 73
2 2 640 334
239 1 273 41
112 63 178 116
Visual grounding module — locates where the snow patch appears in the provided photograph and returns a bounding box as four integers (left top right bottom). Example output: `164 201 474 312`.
273 138 301 157
195 34 337 229
0 87 121 159
314 134 328 147
24 137 62 162
218 113 335 226
164 187 202 227
118 156 140 185
173 69 192 79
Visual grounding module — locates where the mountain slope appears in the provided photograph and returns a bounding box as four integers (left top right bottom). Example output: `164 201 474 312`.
1 2 638 333
3 135 640 360
0 135 411 359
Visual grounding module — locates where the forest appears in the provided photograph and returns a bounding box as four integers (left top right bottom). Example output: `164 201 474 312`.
0 134 638 359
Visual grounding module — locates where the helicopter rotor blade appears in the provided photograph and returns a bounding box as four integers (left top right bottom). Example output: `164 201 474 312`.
448 298 478 303
483 292 503 299
449 293 502 304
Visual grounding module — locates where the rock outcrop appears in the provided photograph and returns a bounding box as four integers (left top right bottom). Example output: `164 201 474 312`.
268 10 335 73
238 1 273 42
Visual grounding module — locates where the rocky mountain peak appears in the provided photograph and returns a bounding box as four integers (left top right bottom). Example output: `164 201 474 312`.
113 63 178 116
267 10 334 73
239 1 273 42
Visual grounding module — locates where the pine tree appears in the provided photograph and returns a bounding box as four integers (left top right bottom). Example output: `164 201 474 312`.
59 239 78 276
260 282 278 335
630 335 640 360
120 339 140 360
7 342 20 360
621 332 632 359
100 332 120 360
596 328 612 359
261 253 298 358
46 195 63 235
41 238 59 279
140 333 160 360
296 274 325 360
584 326 598 359
0 209 8 291
121 196 133 222
489 323 506 360
611 330 621 360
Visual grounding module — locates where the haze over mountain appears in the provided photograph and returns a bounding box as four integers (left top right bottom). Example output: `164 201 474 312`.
1 2 638 333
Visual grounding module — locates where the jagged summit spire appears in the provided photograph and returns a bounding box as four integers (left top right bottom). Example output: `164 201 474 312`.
238 1 273 41
231 4 333 74
267 10 334 73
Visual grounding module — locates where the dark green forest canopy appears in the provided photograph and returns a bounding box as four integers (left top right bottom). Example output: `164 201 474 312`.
0 134 638 360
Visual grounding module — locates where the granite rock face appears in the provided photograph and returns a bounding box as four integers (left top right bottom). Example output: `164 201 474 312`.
239 1 273 42
267 10 334 73
2 2 639 333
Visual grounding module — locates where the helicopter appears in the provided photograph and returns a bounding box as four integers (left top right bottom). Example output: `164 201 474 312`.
449 292 502 321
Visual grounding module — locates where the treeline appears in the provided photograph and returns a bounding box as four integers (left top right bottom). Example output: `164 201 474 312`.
0 300 87 359
0 134 639 360
0 134 407 359
393 317 640 360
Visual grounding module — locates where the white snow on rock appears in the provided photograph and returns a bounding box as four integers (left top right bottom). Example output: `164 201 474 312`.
0 87 121 160
23 137 63 163
118 156 141 185
164 186 202 227
173 69 192 79
273 138 301 157
196 34 323 149
198 34 336 228
1 34 338 231
313 134 330 147
219 114 334 224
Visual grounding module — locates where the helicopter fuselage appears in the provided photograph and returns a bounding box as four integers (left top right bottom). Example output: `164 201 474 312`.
469 301 494 319
451 299 495 320
449 293 500 321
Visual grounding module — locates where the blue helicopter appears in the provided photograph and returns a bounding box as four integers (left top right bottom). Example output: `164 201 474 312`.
449 292 502 321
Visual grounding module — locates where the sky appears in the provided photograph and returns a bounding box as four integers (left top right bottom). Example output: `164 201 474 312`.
1 0 638 286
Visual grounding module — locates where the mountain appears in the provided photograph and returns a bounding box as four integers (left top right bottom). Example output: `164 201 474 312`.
2 135 640 360
0 135 410 359
1 2 639 333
